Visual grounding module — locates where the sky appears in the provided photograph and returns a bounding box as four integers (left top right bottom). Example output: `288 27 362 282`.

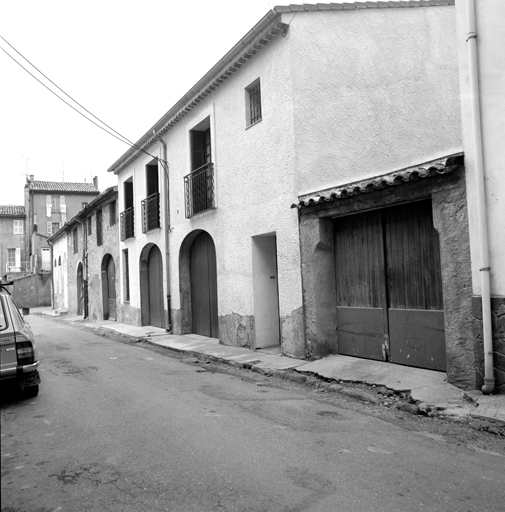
0 0 275 205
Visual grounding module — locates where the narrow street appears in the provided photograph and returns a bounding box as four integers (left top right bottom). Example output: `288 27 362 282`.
1 315 504 512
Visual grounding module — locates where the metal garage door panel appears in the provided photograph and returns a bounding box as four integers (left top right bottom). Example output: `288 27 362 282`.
337 307 385 361
389 309 446 371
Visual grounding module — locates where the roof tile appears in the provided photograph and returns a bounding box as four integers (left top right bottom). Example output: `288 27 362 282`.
28 181 99 194
292 154 463 209
0 205 25 217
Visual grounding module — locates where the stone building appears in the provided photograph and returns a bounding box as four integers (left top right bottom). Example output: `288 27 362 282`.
107 0 467 384
0 205 28 279
24 175 100 273
48 187 119 321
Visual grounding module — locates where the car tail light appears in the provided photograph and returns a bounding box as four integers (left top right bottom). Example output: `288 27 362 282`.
16 337 35 365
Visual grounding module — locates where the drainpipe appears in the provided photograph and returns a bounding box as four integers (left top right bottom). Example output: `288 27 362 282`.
153 130 172 332
76 218 88 319
47 238 54 310
466 0 494 394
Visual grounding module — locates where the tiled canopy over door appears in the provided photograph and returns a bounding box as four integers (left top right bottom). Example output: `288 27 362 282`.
335 200 446 371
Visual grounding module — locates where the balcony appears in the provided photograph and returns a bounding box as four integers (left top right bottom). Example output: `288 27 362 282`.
120 207 135 241
184 163 215 218
141 193 161 233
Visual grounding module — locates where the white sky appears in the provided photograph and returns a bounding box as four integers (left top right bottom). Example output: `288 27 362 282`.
0 0 275 205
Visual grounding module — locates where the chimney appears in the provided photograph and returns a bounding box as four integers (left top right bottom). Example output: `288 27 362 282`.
29 175 34 183
93 176 98 190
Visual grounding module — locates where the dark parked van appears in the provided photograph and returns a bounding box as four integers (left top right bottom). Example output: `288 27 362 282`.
0 280 40 398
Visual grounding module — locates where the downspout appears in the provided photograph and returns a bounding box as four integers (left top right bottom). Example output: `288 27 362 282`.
47 238 54 310
153 131 172 332
76 218 88 319
466 0 494 394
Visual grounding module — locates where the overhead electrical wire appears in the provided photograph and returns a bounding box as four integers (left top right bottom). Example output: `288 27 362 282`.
0 35 160 163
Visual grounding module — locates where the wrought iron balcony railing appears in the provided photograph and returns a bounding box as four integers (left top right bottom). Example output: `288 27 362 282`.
141 193 161 233
184 163 215 218
120 207 135 241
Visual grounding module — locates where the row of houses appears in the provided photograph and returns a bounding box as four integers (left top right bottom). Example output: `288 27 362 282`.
1 177 100 306
47 1 503 394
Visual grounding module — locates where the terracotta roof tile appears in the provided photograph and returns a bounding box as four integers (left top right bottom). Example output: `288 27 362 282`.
28 181 99 194
292 154 463 209
0 205 25 217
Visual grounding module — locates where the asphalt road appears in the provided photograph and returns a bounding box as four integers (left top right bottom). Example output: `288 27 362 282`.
1 315 504 512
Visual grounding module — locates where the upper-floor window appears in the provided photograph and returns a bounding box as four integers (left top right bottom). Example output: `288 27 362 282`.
246 78 262 127
96 210 103 246
73 228 78 254
47 222 60 237
109 201 116 226
51 195 61 212
7 248 16 267
120 178 135 240
87 217 92 235
13 220 23 234
191 118 211 171
185 117 215 217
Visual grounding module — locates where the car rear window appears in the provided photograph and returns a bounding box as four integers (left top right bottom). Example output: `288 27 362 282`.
0 298 7 331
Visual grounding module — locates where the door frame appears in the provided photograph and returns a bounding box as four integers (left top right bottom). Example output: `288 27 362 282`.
101 254 116 321
139 243 165 327
178 230 219 337
296 157 476 388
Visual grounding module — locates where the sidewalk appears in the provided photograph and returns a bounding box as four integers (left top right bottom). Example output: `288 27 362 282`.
36 308 505 429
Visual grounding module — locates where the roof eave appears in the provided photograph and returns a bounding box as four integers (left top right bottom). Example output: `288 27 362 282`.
107 10 285 175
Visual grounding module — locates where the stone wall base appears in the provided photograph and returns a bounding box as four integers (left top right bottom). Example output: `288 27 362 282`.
473 296 505 394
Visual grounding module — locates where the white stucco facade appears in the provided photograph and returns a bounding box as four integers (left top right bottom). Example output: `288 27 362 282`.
51 233 68 311
455 0 505 296
111 2 463 359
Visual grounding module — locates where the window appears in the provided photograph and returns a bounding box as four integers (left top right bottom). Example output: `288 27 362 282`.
185 117 215 217
7 248 16 267
123 249 130 302
87 217 92 235
54 259 57 268
47 222 60 237
58 256 61 266
120 178 135 240
109 201 116 226
96 210 103 246
13 220 23 234
73 228 78 254
0 298 7 331
51 196 61 212
246 78 262 127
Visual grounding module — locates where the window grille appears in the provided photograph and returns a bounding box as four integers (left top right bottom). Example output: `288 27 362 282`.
120 207 135 240
184 163 215 218
248 81 262 126
141 193 160 233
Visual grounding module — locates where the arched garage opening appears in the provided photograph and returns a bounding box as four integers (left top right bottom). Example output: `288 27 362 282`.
140 243 165 328
179 230 219 338
101 254 116 321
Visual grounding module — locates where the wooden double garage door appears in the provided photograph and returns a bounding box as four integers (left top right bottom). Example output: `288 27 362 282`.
335 200 446 371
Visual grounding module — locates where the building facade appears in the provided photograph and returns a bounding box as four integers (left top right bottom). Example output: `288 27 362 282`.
24 175 100 273
454 0 505 393
49 187 119 321
107 0 470 385
0 205 28 279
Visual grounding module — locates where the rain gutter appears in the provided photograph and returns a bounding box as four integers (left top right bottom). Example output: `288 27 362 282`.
465 0 494 394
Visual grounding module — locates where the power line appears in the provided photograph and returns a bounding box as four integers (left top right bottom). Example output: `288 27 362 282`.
0 35 160 163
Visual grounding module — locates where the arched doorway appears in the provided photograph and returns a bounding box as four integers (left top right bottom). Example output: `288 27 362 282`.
190 231 219 338
76 262 83 315
101 254 116 320
140 244 165 328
